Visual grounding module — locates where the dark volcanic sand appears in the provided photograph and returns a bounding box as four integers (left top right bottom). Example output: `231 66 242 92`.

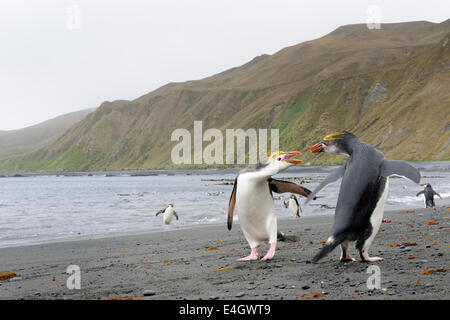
0 204 448 300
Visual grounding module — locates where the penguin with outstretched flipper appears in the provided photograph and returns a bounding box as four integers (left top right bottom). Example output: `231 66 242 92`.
306 131 421 263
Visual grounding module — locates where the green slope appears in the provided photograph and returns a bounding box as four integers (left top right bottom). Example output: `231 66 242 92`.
0 20 449 173
0 108 95 160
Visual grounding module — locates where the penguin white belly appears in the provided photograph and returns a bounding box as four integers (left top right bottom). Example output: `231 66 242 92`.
363 178 389 252
288 199 298 216
163 208 174 225
235 176 276 248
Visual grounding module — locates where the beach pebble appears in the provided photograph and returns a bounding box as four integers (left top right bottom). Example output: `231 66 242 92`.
275 264 283 268
235 292 245 298
302 285 310 290
143 290 156 296
208 296 219 300
304 227 311 231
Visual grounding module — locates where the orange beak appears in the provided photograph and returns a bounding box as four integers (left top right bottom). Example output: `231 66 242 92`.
310 143 324 154
282 151 302 164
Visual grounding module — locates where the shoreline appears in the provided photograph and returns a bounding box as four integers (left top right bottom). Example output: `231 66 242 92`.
0 161 448 178
0 166 336 178
0 211 335 250
0 203 448 300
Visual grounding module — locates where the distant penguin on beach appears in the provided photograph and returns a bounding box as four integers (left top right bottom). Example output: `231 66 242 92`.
306 131 421 263
156 203 179 225
416 183 442 209
284 194 301 217
227 151 315 261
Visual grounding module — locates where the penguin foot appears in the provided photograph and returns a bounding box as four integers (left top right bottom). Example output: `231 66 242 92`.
340 254 356 262
261 243 276 261
359 252 383 262
237 248 258 261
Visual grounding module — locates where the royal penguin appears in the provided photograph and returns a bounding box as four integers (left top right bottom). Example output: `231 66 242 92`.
156 203 179 225
416 183 442 209
306 131 421 263
227 151 314 261
284 194 301 217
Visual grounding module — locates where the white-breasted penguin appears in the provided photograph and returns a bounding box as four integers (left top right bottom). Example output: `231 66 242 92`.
156 203 179 225
227 151 314 261
416 183 442 209
284 194 301 217
306 131 421 263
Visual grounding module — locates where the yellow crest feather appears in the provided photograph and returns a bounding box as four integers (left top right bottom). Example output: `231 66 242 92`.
267 151 285 157
324 132 345 141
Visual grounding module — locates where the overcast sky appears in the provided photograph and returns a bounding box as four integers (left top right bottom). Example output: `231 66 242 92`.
0 0 448 130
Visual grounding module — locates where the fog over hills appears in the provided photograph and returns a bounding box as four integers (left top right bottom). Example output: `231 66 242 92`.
0 108 95 159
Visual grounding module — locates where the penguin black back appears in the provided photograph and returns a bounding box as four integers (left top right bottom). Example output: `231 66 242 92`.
308 131 420 263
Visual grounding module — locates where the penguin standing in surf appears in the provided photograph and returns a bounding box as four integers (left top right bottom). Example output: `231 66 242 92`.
156 203 179 225
228 151 314 261
306 131 420 263
416 183 442 209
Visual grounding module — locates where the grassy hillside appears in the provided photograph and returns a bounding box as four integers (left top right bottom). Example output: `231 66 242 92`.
0 20 449 173
0 108 95 160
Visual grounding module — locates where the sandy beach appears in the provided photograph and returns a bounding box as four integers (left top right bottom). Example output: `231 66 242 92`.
0 202 449 300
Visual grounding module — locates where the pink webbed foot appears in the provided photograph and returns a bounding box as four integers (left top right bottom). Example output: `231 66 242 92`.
360 251 384 262
261 243 276 261
237 248 258 261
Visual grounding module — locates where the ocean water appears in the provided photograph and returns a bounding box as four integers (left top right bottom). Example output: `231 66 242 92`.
0 162 448 248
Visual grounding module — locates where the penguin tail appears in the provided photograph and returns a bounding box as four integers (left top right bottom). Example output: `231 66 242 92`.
311 234 345 263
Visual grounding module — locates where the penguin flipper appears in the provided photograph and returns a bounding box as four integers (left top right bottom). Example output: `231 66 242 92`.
381 160 420 184
268 179 312 198
156 209 165 216
227 178 238 230
305 165 345 204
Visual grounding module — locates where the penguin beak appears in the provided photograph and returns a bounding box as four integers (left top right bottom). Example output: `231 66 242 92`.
282 151 302 164
310 142 325 154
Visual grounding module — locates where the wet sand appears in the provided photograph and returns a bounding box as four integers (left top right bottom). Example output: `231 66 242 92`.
0 203 448 300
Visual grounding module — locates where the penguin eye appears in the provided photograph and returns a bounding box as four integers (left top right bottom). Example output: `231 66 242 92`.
277 157 282 161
